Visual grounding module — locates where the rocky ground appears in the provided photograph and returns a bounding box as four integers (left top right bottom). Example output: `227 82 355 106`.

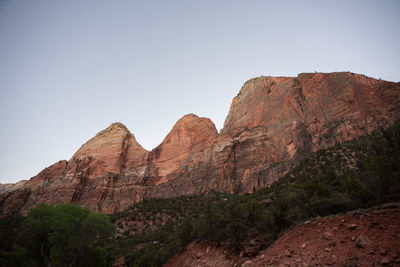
164 204 400 266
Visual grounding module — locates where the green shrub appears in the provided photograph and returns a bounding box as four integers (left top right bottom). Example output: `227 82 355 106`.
1 203 115 266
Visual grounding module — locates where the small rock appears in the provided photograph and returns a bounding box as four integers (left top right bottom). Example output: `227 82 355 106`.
260 198 272 205
285 249 292 257
242 260 252 266
355 235 370 248
301 243 306 249
347 224 357 230
379 249 387 255
195 252 203 258
324 258 335 265
325 247 331 252
260 254 264 259
323 231 333 240
381 257 390 265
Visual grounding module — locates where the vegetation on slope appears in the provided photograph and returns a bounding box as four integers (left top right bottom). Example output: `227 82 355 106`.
112 121 400 266
0 121 399 266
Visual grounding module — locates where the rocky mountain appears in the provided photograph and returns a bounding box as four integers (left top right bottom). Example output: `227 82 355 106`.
1 72 399 216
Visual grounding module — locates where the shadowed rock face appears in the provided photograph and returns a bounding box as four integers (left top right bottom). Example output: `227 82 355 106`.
1 72 399 216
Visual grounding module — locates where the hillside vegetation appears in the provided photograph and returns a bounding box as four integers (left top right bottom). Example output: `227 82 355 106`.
1 121 399 266
107 121 400 266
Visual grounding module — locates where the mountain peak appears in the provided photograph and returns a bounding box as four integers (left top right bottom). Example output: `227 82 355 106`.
178 113 199 121
173 113 213 127
95 122 131 138
166 113 218 140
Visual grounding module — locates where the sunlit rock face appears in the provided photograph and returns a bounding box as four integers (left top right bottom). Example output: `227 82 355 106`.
68 122 149 178
147 114 218 186
1 72 399 216
217 72 400 192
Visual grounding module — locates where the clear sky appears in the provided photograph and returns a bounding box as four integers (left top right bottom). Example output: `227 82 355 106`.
0 1 399 183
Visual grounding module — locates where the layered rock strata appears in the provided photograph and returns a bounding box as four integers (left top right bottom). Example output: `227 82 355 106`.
1 72 399 216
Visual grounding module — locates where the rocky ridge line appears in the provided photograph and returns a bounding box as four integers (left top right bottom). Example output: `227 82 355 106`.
1 72 399 216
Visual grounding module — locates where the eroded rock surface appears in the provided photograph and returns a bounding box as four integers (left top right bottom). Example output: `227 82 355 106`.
1 72 399 216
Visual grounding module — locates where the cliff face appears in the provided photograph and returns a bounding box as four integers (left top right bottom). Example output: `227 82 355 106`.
216 72 400 192
1 72 399 216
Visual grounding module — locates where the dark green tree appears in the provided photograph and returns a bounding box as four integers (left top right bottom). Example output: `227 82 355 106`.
20 203 115 266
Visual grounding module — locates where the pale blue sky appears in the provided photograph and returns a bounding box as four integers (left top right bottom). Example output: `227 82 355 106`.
1 0 399 183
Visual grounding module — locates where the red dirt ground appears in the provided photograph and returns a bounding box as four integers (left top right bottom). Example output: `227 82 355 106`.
164 205 400 266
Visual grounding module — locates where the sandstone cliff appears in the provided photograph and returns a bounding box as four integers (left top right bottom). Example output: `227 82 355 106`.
1 72 399 216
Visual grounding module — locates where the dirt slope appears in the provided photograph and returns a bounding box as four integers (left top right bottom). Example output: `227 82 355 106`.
164 206 400 266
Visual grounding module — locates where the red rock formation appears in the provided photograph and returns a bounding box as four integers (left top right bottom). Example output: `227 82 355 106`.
216 72 400 192
148 114 218 185
1 72 399 216
69 122 148 178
